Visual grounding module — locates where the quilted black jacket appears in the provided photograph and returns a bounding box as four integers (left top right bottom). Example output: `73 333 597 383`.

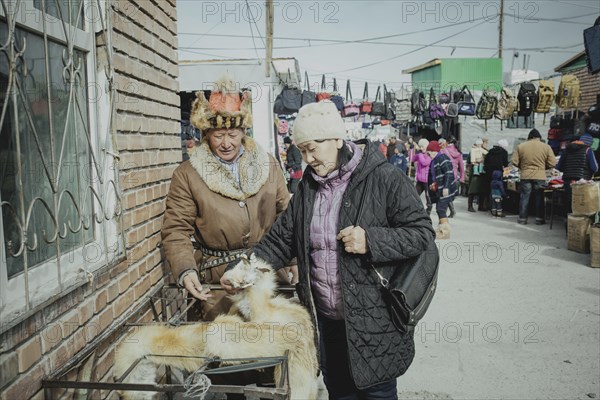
254 139 435 389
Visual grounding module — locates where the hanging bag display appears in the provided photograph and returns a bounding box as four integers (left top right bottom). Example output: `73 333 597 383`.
383 84 396 121
457 85 476 116
445 87 459 118
301 71 316 107
316 75 331 102
355 176 439 334
342 79 360 117
360 82 372 115
475 88 498 120
535 80 555 115
394 86 412 122
330 78 345 111
272 69 302 115
584 16 600 74
428 88 446 120
556 74 581 110
371 86 386 116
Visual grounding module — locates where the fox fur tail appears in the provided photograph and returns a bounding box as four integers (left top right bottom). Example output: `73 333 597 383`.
114 316 319 400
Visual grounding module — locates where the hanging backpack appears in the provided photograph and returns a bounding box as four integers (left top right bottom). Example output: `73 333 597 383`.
428 88 446 120
534 80 555 114
456 85 476 116
495 87 518 120
383 84 396 121
475 89 498 120
394 87 412 122
411 89 427 116
556 74 580 110
517 82 538 117
316 75 331 102
301 71 316 107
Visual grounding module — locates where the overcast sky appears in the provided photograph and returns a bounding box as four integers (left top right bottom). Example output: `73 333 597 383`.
177 1 599 92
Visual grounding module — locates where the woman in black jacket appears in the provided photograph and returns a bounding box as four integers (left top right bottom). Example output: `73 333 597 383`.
222 101 435 399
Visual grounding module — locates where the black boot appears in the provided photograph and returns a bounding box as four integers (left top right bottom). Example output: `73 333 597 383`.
468 195 476 212
448 202 456 218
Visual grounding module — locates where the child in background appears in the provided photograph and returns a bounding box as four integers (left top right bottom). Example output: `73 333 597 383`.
389 146 408 174
490 170 506 218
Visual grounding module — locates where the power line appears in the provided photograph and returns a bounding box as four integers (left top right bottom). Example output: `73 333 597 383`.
328 19 489 74
244 0 261 60
502 12 592 25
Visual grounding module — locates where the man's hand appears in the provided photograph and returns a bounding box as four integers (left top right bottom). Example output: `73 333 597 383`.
182 273 212 301
337 225 368 254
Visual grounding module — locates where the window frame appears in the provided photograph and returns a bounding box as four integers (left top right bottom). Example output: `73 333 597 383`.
0 0 124 333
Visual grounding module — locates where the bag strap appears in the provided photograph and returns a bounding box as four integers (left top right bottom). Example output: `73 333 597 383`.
333 78 338 93
304 71 310 91
383 84 389 105
363 82 369 101
321 75 326 91
346 79 353 101
353 177 389 288
462 85 474 101
375 86 381 102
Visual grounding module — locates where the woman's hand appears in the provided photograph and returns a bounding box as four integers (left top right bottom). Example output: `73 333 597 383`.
219 275 244 295
182 273 213 301
337 225 368 254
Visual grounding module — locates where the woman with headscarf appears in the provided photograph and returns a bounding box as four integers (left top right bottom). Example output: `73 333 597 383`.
467 138 488 212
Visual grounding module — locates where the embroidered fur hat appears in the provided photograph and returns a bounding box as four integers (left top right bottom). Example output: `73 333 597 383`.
292 100 347 145
190 73 253 131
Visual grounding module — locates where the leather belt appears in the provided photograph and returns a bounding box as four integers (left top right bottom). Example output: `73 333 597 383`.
197 244 246 275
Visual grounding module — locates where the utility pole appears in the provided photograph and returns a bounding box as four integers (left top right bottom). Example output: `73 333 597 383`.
266 0 273 77
498 0 504 59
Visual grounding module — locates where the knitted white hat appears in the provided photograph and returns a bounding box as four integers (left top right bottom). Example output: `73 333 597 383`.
292 101 347 145
418 138 429 148
498 139 509 148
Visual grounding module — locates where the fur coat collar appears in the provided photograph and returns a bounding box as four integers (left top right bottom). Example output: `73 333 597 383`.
188 136 270 201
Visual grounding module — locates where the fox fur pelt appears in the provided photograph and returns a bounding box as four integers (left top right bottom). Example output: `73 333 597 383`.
114 255 319 400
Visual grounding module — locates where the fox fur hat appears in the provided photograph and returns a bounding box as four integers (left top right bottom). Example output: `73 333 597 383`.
190 73 253 131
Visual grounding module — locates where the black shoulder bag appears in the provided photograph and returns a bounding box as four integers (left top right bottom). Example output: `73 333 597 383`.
355 177 440 333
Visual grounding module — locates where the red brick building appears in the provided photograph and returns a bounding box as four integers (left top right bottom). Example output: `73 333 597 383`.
1 1 180 398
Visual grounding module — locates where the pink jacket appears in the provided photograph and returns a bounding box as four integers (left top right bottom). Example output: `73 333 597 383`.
442 144 465 183
413 152 432 183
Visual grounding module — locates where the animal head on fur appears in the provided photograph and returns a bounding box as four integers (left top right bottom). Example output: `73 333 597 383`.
222 253 271 289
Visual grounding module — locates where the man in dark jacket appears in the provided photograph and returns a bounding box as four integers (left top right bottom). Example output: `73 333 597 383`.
556 133 599 213
223 101 435 399
386 136 400 160
283 136 303 194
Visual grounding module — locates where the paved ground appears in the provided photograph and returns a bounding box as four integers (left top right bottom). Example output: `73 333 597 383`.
390 196 600 400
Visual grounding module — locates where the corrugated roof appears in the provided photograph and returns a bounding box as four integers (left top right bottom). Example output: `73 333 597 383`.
402 58 441 74
554 51 586 72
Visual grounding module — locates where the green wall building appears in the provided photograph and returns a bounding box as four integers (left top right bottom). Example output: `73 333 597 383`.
402 58 503 94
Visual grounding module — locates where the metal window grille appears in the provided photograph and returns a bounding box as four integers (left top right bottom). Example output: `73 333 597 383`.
0 0 123 332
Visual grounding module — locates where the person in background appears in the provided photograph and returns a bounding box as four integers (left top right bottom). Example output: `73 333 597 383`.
161 74 293 321
483 139 510 214
490 170 507 218
405 136 416 162
223 100 435 400
283 136 303 194
512 128 557 225
389 145 408 174
386 136 399 160
440 137 464 218
413 138 433 214
426 140 457 239
467 138 488 212
556 132 599 214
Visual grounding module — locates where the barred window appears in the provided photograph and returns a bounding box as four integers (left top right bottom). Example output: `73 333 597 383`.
0 0 123 330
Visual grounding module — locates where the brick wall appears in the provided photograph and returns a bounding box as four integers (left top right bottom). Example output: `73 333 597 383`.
572 67 600 113
0 1 180 398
